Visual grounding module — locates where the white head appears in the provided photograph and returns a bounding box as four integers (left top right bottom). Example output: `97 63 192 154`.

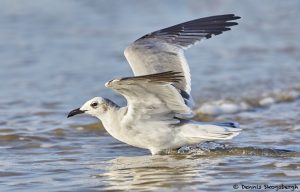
67 97 113 118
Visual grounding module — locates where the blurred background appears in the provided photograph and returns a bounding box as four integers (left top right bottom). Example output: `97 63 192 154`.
1 0 300 191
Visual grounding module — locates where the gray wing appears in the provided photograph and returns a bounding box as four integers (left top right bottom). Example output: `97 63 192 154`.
124 14 241 106
105 71 192 125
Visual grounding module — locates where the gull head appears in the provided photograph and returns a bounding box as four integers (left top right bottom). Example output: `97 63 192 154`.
67 97 110 118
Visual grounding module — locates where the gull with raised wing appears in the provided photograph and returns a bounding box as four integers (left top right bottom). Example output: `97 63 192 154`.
68 14 241 155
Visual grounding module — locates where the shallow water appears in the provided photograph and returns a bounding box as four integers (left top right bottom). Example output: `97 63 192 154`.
1 0 300 191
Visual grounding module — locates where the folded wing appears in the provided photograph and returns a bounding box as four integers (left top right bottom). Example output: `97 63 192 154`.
105 71 192 126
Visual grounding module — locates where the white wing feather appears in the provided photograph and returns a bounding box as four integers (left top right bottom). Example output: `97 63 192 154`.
105 72 192 127
124 14 241 107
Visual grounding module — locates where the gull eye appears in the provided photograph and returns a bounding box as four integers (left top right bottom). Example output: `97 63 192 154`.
90 102 98 108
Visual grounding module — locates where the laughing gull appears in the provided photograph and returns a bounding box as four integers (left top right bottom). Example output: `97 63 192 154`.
68 14 241 155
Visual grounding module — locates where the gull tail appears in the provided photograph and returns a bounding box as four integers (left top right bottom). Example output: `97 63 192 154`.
179 121 241 144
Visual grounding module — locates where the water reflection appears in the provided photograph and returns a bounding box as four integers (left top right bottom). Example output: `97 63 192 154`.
93 148 300 191
97 155 215 191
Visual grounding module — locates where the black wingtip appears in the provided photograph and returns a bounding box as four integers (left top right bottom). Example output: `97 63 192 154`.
225 22 239 27
126 71 184 84
233 15 241 20
221 14 241 20
136 14 241 47
201 14 241 21
228 14 241 20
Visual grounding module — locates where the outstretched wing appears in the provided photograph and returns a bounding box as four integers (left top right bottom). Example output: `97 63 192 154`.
124 14 241 106
105 71 192 126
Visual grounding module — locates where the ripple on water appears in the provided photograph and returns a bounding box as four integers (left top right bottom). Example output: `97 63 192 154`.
0 172 27 177
0 134 21 142
0 128 15 133
176 144 299 157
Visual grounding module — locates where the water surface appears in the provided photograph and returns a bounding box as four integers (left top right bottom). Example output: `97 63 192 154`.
1 0 300 191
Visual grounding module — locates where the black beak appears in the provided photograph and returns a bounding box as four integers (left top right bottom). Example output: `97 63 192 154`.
67 108 85 118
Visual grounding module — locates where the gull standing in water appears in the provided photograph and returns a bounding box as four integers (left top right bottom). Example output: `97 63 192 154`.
68 14 241 155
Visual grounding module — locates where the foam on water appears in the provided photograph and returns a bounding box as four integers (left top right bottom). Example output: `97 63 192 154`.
196 86 300 116
174 142 298 157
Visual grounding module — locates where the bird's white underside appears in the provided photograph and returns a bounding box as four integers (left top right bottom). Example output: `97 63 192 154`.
77 14 241 155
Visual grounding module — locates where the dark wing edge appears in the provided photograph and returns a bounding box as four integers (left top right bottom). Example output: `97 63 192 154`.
120 71 184 84
136 14 241 48
106 71 184 88
105 71 193 109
